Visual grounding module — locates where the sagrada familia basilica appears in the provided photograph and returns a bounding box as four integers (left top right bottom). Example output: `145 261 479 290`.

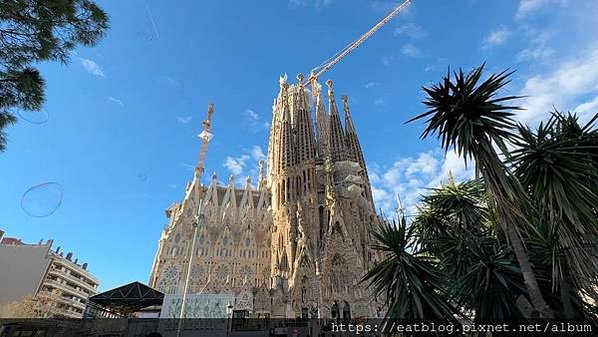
149 74 384 319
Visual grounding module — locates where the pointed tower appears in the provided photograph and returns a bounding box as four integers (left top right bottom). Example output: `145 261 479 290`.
314 81 330 161
293 74 317 199
342 95 374 205
326 80 348 162
270 80 296 209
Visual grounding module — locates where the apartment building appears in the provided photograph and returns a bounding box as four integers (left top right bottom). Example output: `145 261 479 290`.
0 230 100 318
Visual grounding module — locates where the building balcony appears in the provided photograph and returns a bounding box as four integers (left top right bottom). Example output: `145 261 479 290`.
43 279 90 302
47 268 98 295
51 258 100 286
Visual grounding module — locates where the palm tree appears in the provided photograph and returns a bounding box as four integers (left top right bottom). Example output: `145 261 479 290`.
407 64 554 318
510 111 598 318
363 217 460 321
414 179 528 321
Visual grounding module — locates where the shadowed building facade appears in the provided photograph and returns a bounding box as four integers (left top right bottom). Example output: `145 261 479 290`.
149 75 383 318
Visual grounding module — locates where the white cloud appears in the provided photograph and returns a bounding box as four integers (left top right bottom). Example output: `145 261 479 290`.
164 76 180 87
482 28 510 49
517 30 554 62
244 108 270 132
79 58 105 77
393 22 426 39
251 145 267 162
107 96 123 106
224 154 250 175
424 64 435 72
181 163 195 171
381 55 395 66
370 150 474 216
374 98 385 106
518 46 598 123
574 96 598 115
365 81 380 89
177 116 192 124
516 0 567 19
401 43 420 58
289 0 333 8
515 0 581 19
245 109 259 121
517 0 545 18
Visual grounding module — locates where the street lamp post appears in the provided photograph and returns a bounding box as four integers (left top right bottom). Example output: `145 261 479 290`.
176 206 205 337
226 303 234 336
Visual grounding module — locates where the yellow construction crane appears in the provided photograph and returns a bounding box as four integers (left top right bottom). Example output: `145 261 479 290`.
194 103 214 179
307 0 412 87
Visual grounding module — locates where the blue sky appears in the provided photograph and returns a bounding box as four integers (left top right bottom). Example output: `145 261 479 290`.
2 0 598 291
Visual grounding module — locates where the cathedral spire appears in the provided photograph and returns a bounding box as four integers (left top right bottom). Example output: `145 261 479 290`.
342 95 374 206
314 81 330 160
294 74 316 163
257 160 266 190
294 74 317 197
326 80 347 162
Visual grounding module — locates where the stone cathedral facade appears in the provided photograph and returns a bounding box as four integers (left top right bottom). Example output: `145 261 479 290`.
149 75 383 318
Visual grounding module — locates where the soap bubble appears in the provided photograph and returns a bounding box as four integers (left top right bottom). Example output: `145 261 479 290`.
17 109 49 124
21 182 63 218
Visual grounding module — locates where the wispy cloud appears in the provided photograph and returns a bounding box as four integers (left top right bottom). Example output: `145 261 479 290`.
177 116 192 124
107 96 123 106
181 163 195 171
517 30 554 62
246 109 259 121
393 22 426 39
518 46 598 124
516 0 567 19
80 58 105 77
424 64 436 72
401 43 421 58
482 28 510 49
382 55 395 66
574 96 598 116
224 154 250 176
142 0 160 39
164 76 180 87
365 81 380 89
244 108 270 133
222 145 268 181
370 150 474 216
251 145 267 162
374 97 385 106
289 0 333 8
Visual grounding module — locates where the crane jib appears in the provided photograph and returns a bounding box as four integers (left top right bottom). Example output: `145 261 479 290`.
307 0 412 83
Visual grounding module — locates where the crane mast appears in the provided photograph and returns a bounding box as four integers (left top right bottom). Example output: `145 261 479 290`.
307 0 412 85
195 103 214 180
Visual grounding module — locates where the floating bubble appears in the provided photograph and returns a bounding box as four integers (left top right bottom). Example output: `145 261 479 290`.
21 182 63 218
17 109 49 124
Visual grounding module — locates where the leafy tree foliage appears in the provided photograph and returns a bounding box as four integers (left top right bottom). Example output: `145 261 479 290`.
0 0 109 151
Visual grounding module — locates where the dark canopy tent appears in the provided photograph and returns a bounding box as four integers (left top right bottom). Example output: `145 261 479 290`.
84 281 164 317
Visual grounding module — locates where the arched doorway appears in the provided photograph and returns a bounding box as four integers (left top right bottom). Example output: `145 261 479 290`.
331 301 340 320
342 301 351 320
